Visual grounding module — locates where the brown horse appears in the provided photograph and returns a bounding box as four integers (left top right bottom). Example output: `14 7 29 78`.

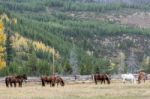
94 74 111 85
5 74 27 87
41 75 64 87
138 72 147 84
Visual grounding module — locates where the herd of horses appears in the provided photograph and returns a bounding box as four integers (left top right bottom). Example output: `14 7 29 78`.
4 71 147 87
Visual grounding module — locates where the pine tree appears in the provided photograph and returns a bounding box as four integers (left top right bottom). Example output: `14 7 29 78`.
118 51 125 74
28 43 38 76
69 44 79 76
5 28 14 67
127 52 139 73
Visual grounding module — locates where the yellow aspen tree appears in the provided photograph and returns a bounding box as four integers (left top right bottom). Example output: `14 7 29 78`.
0 20 6 69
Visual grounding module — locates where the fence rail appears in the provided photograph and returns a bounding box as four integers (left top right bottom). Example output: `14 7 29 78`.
0 74 150 83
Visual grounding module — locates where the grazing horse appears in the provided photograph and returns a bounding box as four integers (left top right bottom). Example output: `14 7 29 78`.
5 74 27 87
41 75 64 87
121 74 136 84
94 74 110 85
138 72 147 84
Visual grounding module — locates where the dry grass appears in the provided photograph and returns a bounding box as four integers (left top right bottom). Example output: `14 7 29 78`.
0 81 150 99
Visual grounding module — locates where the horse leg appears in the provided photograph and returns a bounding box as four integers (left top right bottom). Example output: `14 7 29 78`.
100 80 103 84
61 80 65 86
42 80 45 86
57 80 59 87
14 82 16 87
50 81 52 87
131 79 134 84
49 80 53 87
94 77 97 85
5 79 9 87
135 79 137 84
21 82 22 87
19 82 22 87
138 79 141 84
57 82 59 87
51 82 54 87
144 78 146 83
95 80 97 85
103 80 105 84
53 82 55 87
10 82 12 87
123 78 125 84
19 82 21 87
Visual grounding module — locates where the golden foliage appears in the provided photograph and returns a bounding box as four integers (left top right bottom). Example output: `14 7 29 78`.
0 20 6 69
0 13 9 22
0 59 6 69
0 13 17 69
0 33 6 44
12 33 29 51
0 21 4 33
33 41 60 59
12 18 17 24
0 46 5 53
12 33 60 59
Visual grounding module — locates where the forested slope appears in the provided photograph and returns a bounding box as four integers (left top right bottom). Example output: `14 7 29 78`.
0 0 149 76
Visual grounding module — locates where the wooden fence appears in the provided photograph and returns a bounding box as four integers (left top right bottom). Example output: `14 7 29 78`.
0 74 150 84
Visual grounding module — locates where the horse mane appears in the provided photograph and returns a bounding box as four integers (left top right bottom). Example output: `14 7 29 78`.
15 74 27 80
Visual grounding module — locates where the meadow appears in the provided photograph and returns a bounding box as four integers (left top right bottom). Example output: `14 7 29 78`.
0 81 150 99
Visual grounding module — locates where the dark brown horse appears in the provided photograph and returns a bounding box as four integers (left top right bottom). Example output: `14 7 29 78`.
5 74 27 87
94 74 111 85
41 75 64 87
138 71 147 84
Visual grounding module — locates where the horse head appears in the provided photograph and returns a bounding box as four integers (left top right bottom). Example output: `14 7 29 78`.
22 74 27 80
106 74 111 84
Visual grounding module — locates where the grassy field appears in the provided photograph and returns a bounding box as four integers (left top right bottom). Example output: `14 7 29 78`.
0 81 150 99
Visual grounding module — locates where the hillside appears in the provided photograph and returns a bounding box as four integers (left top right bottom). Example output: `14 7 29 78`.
0 0 150 76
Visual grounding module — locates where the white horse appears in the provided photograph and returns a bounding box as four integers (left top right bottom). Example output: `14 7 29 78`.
121 74 136 84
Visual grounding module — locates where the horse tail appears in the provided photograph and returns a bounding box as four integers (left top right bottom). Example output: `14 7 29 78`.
41 78 45 86
5 77 9 87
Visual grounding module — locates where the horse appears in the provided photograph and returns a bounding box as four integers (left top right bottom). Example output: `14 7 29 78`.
138 71 147 84
121 74 136 84
94 73 111 85
41 75 64 87
5 74 27 87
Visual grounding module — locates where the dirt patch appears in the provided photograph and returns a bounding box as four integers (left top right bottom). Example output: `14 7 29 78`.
120 12 150 28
